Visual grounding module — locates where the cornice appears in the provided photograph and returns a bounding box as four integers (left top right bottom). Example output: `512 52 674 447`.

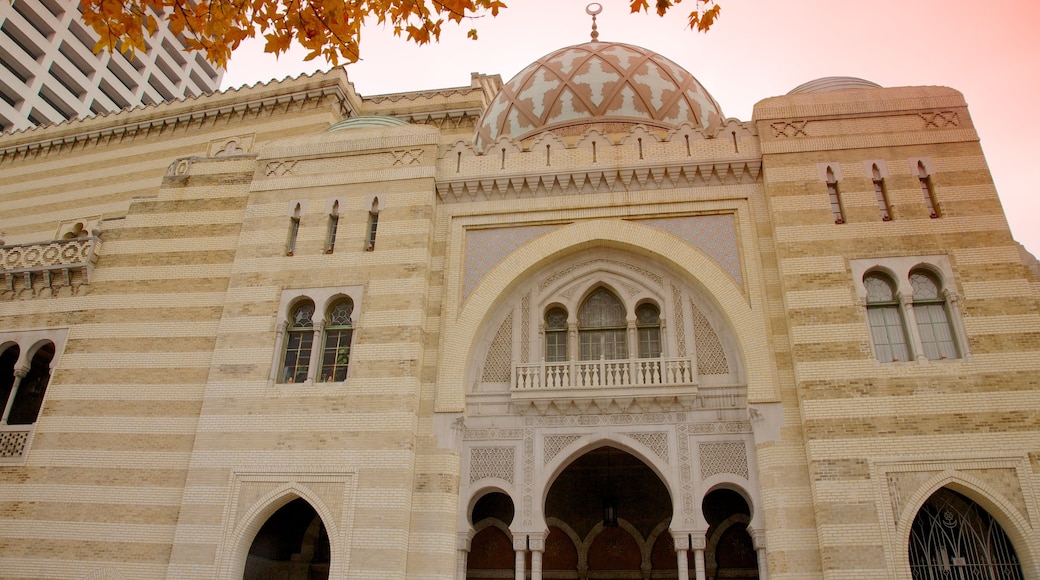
436 157 762 202
0 70 358 163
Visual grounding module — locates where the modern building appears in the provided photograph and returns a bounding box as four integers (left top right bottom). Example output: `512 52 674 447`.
0 25 1038 580
0 0 223 133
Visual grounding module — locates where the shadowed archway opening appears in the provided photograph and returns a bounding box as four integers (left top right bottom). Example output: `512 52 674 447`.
699 488 758 579
244 497 330 580
544 446 674 579
468 492 516 580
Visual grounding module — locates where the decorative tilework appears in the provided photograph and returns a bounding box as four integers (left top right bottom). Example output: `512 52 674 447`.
690 300 730 375
699 441 748 480
636 215 741 284
465 225 561 298
481 312 513 382
470 447 515 484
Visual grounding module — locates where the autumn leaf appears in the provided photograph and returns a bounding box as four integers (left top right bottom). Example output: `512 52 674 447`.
71 0 720 69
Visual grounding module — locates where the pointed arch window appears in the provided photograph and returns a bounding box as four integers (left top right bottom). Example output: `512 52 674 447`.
909 488 1023 579
544 307 568 363
864 272 910 362
918 161 940 218
636 303 661 358
872 164 892 221
910 270 958 360
578 288 627 360
282 300 315 383
319 298 354 382
826 166 845 224
326 201 340 253
287 203 302 255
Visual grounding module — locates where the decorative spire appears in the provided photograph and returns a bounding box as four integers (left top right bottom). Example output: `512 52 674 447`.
587 3 602 42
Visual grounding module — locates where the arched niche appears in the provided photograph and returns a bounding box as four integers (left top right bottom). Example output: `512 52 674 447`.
436 218 778 413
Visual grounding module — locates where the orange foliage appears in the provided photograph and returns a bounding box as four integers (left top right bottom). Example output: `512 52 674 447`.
74 0 720 68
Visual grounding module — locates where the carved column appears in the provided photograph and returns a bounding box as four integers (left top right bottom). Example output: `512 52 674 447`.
529 531 546 580
456 531 473 580
307 320 325 384
673 531 691 580
750 528 768 580
899 293 924 362
513 535 526 580
269 320 288 385
691 534 707 580
0 368 27 424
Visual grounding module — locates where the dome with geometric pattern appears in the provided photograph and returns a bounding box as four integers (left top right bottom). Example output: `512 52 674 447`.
474 42 723 152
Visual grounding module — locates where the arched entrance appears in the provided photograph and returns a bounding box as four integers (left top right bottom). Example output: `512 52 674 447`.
243 497 331 580
700 488 759 579
543 446 675 579
909 487 1023 579
467 492 516 580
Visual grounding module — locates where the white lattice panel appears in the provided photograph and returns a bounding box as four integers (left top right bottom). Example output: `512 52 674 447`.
691 300 729 375
627 432 669 463
543 435 581 465
470 447 515 484
482 312 513 382
699 441 748 480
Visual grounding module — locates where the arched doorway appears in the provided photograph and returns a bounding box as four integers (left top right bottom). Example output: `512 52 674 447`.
700 488 758 579
243 497 330 580
467 492 516 580
909 487 1023 579
544 446 675 579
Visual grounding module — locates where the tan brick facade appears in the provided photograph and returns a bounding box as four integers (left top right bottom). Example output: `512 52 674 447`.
0 45 1037 580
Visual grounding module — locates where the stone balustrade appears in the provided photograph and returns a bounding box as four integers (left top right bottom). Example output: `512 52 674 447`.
1 237 100 290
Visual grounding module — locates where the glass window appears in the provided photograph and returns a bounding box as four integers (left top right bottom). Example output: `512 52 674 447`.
910 270 958 360
578 288 627 360
282 301 314 383
7 342 54 425
320 298 354 382
544 307 568 363
636 303 661 358
864 273 910 362
918 162 940 218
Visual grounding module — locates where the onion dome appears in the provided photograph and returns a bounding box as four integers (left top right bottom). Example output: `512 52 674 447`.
474 42 723 151
787 76 882 95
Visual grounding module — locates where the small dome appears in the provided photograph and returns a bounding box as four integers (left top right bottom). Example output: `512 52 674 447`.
474 42 723 152
328 115 408 131
787 76 882 95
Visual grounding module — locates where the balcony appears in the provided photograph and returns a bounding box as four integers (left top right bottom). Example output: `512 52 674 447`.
1 237 100 292
512 357 699 414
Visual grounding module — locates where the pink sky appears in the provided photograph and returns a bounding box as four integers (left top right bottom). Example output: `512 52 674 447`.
221 0 1040 255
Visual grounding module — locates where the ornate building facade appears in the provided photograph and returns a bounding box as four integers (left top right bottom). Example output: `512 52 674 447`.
0 33 1038 580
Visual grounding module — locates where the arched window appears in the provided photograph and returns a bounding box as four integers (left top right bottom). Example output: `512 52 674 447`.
578 288 627 360
826 166 845 224
918 161 940 218
910 269 958 360
872 164 891 221
864 272 910 362
544 307 568 362
287 203 302 255
320 298 354 382
6 342 54 425
909 488 1022 578
326 201 339 254
282 300 315 383
636 303 661 358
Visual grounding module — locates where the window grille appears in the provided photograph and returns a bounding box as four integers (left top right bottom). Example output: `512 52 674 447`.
636 303 661 358
909 488 1023 579
544 307 568 362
